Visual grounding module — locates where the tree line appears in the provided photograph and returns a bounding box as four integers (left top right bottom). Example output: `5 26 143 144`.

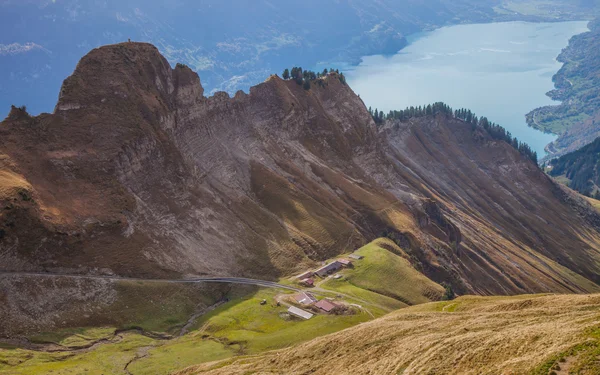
282 67 346 89
369 102 538 164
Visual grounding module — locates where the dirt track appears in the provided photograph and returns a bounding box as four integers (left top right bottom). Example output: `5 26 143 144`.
0 271 300 291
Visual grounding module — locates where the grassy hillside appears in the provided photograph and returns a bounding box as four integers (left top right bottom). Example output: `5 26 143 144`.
0 285 393 375
128 289 376 374
321 238 444 306
0 278 232 375
178 294 600 375
2 256 598 375
585 196 600 212
0 241 447 375
190 289 372 353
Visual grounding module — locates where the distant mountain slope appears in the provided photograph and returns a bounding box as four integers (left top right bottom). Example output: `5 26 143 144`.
2 43 600 297
527 17 600 159
549 136 600 196
177 294 600 375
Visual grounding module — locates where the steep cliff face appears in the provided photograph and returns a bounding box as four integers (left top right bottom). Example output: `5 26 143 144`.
1 42 600 295
372 117 600 294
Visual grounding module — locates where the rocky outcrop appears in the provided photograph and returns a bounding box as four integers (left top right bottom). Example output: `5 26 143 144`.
2 42 600 295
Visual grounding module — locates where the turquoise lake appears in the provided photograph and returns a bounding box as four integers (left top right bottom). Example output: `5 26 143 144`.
346 21 590 155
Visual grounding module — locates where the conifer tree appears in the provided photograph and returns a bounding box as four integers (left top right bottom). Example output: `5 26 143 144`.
294 67 303 85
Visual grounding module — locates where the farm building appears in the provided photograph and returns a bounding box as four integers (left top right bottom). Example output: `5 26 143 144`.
294 292 318 305
296 271 313 280
299 278 314 287
315 299 338 313
349 254 364 260
314 261 342 277
288 306 314 320
338 259 352 267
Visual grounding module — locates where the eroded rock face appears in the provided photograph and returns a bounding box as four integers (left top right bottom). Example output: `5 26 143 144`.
2 42 600 295
0 275 229 336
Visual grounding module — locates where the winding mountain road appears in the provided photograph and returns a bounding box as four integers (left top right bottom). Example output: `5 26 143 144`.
0 271 301 292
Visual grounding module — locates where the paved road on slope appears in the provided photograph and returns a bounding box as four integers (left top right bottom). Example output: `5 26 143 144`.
0 271 301 291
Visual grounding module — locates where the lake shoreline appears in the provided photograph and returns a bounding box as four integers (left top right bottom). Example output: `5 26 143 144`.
345 20 590 157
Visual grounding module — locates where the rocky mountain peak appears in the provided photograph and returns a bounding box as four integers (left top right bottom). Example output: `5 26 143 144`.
54 42 203 114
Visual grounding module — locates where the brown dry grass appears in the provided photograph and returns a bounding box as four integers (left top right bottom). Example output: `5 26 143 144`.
177 294 600 375
584 196 600 212
0 170 31 200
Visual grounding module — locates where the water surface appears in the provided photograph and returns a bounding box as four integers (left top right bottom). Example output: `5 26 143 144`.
347 21 589 155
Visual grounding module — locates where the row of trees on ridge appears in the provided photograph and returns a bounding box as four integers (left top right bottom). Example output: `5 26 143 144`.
282 67 346 89
368 102 538 164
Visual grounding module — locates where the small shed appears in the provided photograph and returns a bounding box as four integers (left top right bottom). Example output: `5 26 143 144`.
349 254 364 260
315 299 338 313
288 306 314 320
294 292 318 305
